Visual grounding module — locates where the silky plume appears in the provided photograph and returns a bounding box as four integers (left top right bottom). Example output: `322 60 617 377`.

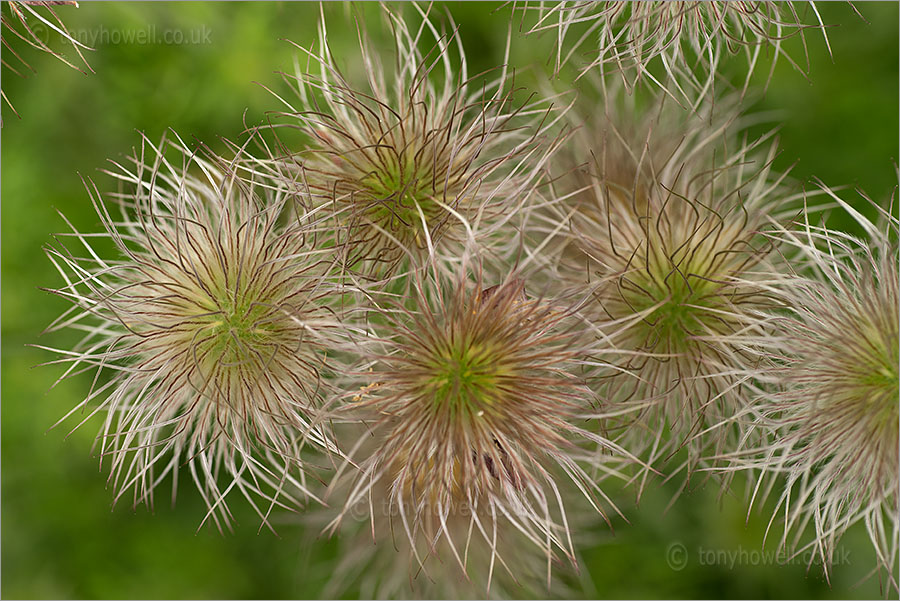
40 134 348 531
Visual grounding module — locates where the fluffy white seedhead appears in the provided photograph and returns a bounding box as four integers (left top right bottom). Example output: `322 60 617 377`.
542 82 802 489
42 135 345 531
519 1 827 104
727 188 899 591
325 255 635 594
265 3 566 278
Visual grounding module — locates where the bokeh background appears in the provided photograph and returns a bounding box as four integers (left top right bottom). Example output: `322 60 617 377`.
2 2 897 598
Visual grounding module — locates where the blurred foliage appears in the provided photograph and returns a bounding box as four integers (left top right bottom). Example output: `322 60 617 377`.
1 2 896 599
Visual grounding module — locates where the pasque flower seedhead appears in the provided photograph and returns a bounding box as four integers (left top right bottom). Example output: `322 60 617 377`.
326 254 635 592
42 135 346 530
267 4 563 277
725 188 899 590
543 83 800 486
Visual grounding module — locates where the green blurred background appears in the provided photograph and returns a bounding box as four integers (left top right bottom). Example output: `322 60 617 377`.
2 2 896 598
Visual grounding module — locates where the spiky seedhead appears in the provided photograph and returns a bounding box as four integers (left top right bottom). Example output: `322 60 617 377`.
521 1 826 101
269 5 559 276
546 85 799 483
329 258 632 590
42 136 343 530
728 190 899 590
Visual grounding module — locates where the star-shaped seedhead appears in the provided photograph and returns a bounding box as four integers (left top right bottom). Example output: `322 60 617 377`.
42 136 347 530
546 86 801 487
326 260 635 591
725 189 899 591
266 4 565 278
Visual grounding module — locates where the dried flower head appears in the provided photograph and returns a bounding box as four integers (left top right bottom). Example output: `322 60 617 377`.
545 85 800 486
521 1 826 101
327 257 633 592
41 135 343 530
267 5 561 276
726 188 899 590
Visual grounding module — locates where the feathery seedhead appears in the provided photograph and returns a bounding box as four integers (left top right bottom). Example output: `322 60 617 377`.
730 189 899 590
268 4 560 276
547 85 798 483
520 1 826 102
329 257 632 590
42 136 343 530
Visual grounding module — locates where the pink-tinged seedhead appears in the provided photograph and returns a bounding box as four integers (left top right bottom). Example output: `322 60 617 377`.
541 82 804 491
324 255 636 593
262 4 568 278
41 134 347 531
724 188 899 591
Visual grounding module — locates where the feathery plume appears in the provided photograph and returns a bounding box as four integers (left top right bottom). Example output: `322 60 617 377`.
325 255 634 593
726 187 899 591
543 81 801 489
519 1 827 103
264 4 564 277
41 135 344 531
2 0 93 119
